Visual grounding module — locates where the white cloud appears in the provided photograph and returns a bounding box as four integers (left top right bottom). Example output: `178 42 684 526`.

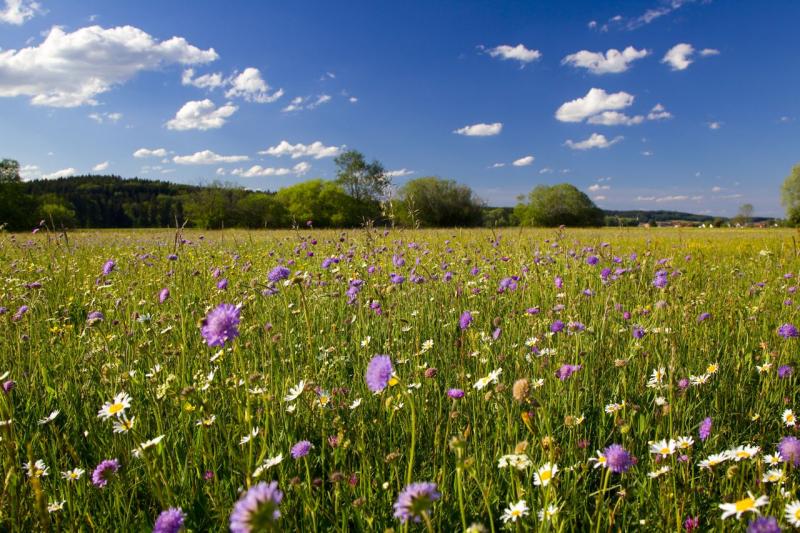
385 168 414 178
282 94 331 112
538 168 553 174
92 161 109 172
636 196 656 201
487 44 541 65
453 122 503 136
0 0 42 25
512 155 535 167
231 161 309 177
133 148 168 158
348 96 358 103
491 163 506 168
588 184 610 192
594 195 607 201
662 43 694 70
42 167 77 180
19 163 40 180
173 150 249 165
181 68 224 89
564 133 623 150
642 150 654 156
708 121 722 130
88 111 122 124
165 99 237 131
224 67 283 103
628 0 692 29
647 103 672 120
720 193 743 199
555 88 634 123
215 167 226 176
0 25 217 107
700 48 720 56
587 111 644 126
562 46 649 74
711 186 722 192
259 140 342 159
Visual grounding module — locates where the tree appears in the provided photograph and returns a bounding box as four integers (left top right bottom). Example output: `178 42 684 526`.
234 193 289 228
514 183 604 227
0 159 21 183
395 177 484 227
276 179 370 227
781 164 800 224
334 150 389 203
733 203 754 226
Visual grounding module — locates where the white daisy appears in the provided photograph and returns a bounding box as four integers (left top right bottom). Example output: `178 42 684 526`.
501 500 529 523
97 392 132 419
719 493 768 519
533 463 558 487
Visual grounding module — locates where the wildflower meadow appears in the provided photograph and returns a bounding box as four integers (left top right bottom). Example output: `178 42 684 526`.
2 226 800 532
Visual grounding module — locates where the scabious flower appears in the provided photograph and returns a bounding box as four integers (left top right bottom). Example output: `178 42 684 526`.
699 417 712 441
2 380 15 394
778 324 799 338
268 266 290 283
365 355 393 392
550 320 565 333
393 482 441 524
683 516 700 531
555 364 581 381
153 507 186 533
778 436 800 466
159 288 170 303
229 481 283 533
91 459 120 488
102 260 116 276
604 444 633 473
459 311 473 330
778 365 793 379
290 440 312 459
746 516 781 533
200 304 241 347
216 278 228 290
447 388 464 399
632 326 645 339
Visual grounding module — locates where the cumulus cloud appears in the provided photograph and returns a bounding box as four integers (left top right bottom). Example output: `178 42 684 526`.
647 103 672 120
181 68 224 89
385 168 414 178
662 43 695 70
88 111 122 124
487 44 541 65
707 121 722 130
282 94 331 112
700 48 720 56
0 25 217 107
133 148 168 158
165 99 237 131
564 133 623 150
587 111 644 126
172 150 249 165
259 140 342 159
453 122 503 136
588 183 610 192
224 68 283 103
231 161 309 177
512 155 535 167
491 163 506 168
92 161 109 172
562 46 649 74
42 167 77 180
0 0 42 25
555 88 634 123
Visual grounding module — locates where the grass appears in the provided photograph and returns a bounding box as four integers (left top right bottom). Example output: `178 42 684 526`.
0 226 799 531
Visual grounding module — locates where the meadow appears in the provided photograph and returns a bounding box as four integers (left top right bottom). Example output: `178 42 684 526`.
1 226 800 532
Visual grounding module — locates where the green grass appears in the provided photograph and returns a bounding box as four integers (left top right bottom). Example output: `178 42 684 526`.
1 227 799 531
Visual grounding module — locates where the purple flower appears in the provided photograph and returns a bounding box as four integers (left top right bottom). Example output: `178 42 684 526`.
167 254 178 261
447 388 464 399
2 380 15 394
683 516 700 531
550 320 565 333
268 266 290 283
632 326 645 339
216 278 228 290
697 312 711 322
153 507 186 533
554 276 563 289
779 365 794 379
393 482 441 524
365 355 393 392
102 260 116 276
586 255 599 266
91 458 120 488
290 440 313 459
778 436 800 466
778 323 799 338
229 481 283 533
556 364 581 381
390 273 405 284
12 305 28 322
87 311 104 323
159 288 170 304
653 270 668 289
459 311 473 331
604 444 633 473
747 516 782 533
200 304 241 347
498 277 517 293
699 417 712 441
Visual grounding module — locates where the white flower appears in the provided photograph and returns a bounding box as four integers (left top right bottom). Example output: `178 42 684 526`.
538 504 560 521
783 409 796 427
132 435 165 458
719 492 768 519
501 500 529 523
699 452 731 469
112 415 135 433
97 392 132 419
647 466 670 479
61 468 84 481
676 436 694 450
690 374 710 386
349 398 362 409
239 427 259 446
533 463 558 487
47 501 65 513
473 368 502 390
647 367 666 388
762 468 785 483
649 439 677 457
785 500 800 527
253 454 283 477
195 415 216 427
497 454 532 470
589 450 607 469
729 445 760 461
764 453 782 465
284 380 305 402
24 459 48 478
38 410 60 425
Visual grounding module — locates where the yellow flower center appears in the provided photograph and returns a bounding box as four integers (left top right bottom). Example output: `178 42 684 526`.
734 498 754 512
736 451 749 458
540 470 552 481
512 510 521 517
108 403 124 415
660 447 671 455
794 509 800 520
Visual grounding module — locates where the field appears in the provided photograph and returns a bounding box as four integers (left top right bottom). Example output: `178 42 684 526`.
2 226 800 532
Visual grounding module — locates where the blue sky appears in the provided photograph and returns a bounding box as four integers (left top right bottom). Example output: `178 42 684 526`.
0 0 798 216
